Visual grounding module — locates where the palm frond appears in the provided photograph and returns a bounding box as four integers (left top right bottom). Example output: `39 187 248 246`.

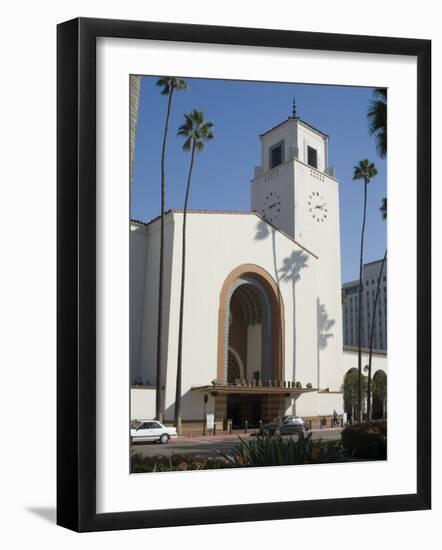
155 76 188 96
380 197 387 220
177 109 215 152
353 159 378 182
367 88 387 157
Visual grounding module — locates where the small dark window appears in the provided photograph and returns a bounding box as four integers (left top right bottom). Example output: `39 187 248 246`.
307 146 318 168
269 141 284 169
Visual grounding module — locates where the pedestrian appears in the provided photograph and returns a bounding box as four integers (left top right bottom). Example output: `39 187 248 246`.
333 410 338 426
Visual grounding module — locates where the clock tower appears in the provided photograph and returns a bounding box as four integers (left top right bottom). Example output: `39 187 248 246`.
251 115 344 390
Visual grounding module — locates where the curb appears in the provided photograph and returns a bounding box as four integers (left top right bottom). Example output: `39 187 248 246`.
175 428 343 441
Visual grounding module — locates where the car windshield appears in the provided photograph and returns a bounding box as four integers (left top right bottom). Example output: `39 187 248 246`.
130 420 142 429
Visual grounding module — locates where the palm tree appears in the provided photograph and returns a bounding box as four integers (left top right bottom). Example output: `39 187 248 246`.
368 88 387 158
154 77 187 422
380 197 387 220
366 198 387 421
353 159 378 422
175 110 214 433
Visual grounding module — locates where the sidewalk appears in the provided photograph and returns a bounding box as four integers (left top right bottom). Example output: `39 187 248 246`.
176 427 343 441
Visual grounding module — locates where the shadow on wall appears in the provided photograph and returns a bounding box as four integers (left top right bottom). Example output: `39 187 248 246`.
317 299 335 350
279 250 309 396
164 389 207 423
254 219 280 292
255 217 311 396
316 299 335 389
254 218 270 241
279 250 309 285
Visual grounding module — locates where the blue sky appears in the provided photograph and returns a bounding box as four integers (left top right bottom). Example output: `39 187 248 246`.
131 77 386 283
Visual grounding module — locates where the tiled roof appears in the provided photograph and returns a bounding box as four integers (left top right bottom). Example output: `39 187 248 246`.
259 117 329 138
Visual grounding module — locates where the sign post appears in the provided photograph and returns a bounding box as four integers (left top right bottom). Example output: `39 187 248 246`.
206 413 215 434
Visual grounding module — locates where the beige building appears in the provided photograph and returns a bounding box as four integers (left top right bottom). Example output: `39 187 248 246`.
342 259 387 351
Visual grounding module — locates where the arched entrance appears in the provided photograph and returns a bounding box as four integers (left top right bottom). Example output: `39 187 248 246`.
216 264 285 427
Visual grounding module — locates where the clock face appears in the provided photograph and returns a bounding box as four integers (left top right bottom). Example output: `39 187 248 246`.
307 191 328 222
261 191 282 224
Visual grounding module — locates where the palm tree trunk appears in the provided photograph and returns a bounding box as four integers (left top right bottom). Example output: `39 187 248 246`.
156 88 174 422
366 249 387 422
357 179 368 423
175 144 196 434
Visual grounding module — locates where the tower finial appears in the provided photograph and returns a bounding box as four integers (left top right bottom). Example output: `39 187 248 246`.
292 96 297 118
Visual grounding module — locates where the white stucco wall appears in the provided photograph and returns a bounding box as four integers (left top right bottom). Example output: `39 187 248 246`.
297 121 327 172
294 391 344 417
342 347 387 377
251 159 296 238
251 118 342 394
133 217 175 389
260 118 298 173
132 212 319 421
292 161 344 391
257 118 327 174
129 224 148 383
130 387 156 420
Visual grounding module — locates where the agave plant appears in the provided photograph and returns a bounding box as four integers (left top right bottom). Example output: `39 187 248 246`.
219 433 347 468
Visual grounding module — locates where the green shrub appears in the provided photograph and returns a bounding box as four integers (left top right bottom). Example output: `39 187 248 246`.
221 432 347 468
131 452 229 473
341 422 387 460
131 434 350 473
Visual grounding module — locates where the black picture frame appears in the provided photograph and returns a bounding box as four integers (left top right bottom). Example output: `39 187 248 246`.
57 17 431 532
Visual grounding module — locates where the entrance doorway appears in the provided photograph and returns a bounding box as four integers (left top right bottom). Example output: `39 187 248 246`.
226 394 262 429
217 265 284 386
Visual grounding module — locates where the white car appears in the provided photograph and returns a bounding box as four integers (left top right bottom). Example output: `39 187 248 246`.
130 420 177 444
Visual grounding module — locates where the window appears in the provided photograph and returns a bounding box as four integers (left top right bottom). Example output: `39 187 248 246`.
269 141 284 169
307 146 318 168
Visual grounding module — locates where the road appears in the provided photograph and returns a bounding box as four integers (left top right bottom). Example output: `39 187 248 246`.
131 429 342 459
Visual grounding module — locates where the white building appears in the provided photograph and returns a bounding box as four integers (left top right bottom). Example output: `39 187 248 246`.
342 259 387 351
130 115 387 429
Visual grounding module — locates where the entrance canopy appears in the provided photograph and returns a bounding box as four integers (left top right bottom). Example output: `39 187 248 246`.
191 384 318 396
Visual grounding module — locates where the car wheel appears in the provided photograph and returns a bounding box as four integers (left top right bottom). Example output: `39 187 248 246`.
159 433 170 444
